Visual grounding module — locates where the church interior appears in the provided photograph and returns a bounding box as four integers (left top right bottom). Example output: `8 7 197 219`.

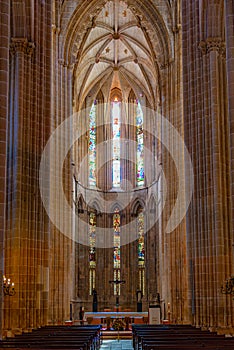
0 0 234 341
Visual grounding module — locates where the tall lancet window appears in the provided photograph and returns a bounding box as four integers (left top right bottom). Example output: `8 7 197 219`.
112 101 121 187
89 102 97 187
138 210 145 295
136 101 144 186
89 212 96 295
113 208 121 295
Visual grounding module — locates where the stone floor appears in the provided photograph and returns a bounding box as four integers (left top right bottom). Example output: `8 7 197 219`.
100 339 134 350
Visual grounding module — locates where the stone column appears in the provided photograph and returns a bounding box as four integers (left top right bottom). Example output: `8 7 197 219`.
210 39 222 324
205 37 229 328
4 38 35 333
0 0 10 339
225 0 234 273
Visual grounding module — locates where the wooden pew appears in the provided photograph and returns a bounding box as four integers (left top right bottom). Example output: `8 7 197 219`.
0 325 101 350
131 324 234 350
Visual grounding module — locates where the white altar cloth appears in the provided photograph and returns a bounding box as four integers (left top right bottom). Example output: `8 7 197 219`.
85 311 148 319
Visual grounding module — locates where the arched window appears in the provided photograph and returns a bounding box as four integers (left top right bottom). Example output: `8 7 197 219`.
112 101 121 187
89 93 145 189
113 208 121 295
89 212 96 295
136 101 144 186
138 210 145 295
89 101 97 187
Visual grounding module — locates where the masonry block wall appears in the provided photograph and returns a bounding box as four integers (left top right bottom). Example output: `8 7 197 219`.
182 0 233 332
1 0 66 335
0 0 10 339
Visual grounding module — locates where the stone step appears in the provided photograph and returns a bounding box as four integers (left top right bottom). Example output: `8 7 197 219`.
101 330 132 338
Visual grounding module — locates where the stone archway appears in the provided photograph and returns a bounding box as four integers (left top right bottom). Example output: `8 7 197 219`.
51 0 187 321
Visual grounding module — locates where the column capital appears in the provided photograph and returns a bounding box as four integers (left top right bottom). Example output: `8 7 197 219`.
10 38 35 57
199 37 225 57
52 24 60 35
159 60 172 70
58 58 76 71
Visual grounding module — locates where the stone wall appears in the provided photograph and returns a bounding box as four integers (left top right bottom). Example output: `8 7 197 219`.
182 0 233 333
0 0 10 340
2 0 53 335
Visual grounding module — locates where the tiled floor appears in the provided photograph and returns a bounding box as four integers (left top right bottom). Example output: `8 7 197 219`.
100 339 134 350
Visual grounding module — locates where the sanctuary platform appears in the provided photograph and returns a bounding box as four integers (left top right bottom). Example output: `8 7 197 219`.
84 311 148 324
85 311 148 318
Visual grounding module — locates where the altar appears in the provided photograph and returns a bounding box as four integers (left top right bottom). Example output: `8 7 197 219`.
84 311 148 324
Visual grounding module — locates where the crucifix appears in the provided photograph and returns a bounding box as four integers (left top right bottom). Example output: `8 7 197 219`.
109 278 126 312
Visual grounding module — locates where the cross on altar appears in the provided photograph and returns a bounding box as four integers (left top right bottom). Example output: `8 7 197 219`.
109 278 126 311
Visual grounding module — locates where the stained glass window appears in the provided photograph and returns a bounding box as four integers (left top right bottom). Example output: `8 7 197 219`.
138 211 145 294
138 211 145 267
112 102 121 187
136 101 144 186
89 102 97 186
89 269 95 296
113 208 120 269
89 212 96 295
113 208 121 295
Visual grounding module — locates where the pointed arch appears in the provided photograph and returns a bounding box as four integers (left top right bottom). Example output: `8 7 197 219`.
131 198 145 216
77 194 85 213
147 194 157 213
109 202 124 215
128 88 136 102
96 89 104 103
110 88 123 102
88 200 102 214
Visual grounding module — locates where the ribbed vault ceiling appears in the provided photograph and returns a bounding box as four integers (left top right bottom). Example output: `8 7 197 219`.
74 0 160 108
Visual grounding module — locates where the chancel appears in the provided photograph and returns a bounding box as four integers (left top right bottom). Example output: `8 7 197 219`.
0 0 234 343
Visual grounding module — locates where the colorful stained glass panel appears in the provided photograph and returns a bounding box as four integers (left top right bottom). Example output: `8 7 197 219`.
136 102 144 185
89 102 97 186
113 208 120 269
89 212 96 268
112 102 121 187
138 211 145 267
